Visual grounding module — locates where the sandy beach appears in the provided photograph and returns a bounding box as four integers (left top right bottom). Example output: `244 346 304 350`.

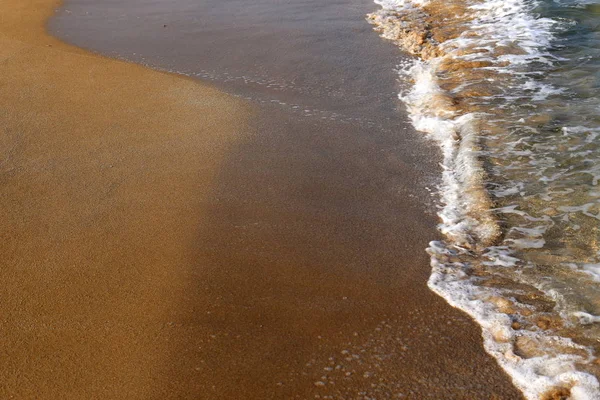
1 0 523 398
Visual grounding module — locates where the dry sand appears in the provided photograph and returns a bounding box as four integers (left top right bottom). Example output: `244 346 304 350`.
0 0 523 398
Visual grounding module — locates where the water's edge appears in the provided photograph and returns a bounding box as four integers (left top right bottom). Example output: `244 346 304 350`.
368 0 600 399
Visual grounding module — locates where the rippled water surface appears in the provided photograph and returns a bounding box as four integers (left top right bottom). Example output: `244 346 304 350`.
369 0 600 398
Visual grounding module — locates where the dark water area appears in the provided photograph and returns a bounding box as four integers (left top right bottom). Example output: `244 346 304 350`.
50 0 409 133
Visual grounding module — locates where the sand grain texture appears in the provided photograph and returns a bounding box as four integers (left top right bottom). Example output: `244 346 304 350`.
0 1 523 399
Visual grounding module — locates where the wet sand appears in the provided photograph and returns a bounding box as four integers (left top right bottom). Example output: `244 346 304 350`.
1 0 523 399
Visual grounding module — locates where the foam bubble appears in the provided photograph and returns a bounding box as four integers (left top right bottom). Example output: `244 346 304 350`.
369 0 600 397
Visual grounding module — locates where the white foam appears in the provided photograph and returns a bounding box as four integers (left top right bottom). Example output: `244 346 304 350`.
370 0 600 397
482 246 521 267
428 248 600 399
581 264 600 282
522 79 565 101
559 203 600 220
374 0 429 9
399 60 501 248
573 312 600 325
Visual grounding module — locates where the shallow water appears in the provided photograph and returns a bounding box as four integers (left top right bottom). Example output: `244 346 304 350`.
50 0 411 133
46 1 529 398
369 0 600 398
48 0 600 397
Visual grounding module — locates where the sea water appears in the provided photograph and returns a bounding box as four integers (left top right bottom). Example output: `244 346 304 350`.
368 0 600 398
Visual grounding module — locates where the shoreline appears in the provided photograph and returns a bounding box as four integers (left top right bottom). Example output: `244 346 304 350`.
2 0 523 398
1 0 252 398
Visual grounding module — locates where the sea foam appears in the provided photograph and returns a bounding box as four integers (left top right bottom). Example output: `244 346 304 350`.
369 0 600 398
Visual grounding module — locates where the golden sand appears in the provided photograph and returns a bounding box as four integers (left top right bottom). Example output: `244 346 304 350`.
0 1 523 398
1 0 251 397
